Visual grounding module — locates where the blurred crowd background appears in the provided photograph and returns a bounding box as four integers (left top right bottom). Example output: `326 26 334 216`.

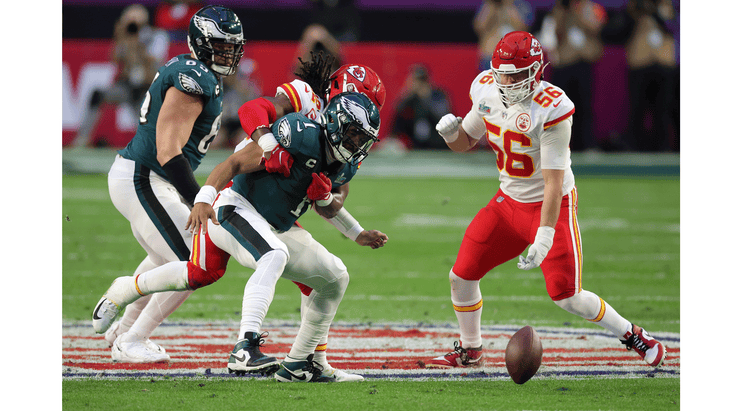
62 0 680 153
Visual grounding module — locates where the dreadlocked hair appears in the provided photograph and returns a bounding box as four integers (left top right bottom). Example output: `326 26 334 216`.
294 51 337 100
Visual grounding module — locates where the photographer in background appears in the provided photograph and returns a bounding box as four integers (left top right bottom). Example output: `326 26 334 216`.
74 4 170 147
391 64 452 150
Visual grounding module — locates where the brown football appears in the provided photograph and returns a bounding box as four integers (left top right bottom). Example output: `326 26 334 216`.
505 325 543 384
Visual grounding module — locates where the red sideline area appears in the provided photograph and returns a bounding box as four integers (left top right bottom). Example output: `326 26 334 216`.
63 40 629 148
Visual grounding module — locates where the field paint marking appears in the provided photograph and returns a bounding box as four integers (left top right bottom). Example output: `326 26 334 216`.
63 321 679 381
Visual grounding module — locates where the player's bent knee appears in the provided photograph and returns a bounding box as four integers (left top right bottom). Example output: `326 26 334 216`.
262 248 289 267
187 261 226 290
328 272 349 301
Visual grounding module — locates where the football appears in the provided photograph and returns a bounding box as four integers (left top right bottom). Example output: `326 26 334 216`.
505 325 543 384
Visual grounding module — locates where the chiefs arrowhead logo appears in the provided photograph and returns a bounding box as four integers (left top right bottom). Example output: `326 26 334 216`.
346 65 366 82
529 38 542 57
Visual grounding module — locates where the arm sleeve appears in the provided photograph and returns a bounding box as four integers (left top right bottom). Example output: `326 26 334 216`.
238 97 278 137
540 117 572 170
161 154 201 206
461 109 487 140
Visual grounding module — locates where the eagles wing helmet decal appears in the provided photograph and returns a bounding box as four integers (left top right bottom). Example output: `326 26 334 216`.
341 97 379 136
193 14 240 42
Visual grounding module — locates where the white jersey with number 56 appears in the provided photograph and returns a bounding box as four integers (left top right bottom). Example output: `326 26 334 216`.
461 70 577 203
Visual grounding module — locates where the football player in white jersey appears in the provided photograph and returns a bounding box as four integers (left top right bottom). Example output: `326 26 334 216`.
425 31 666 369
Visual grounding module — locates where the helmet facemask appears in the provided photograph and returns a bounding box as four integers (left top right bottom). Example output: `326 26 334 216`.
491 60 541 106
331 122 378 165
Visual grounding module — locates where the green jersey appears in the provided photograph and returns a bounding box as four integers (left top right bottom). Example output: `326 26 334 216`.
231 113 360 231
118 54 223 178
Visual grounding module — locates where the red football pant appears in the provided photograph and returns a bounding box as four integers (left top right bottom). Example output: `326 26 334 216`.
452 187 583 301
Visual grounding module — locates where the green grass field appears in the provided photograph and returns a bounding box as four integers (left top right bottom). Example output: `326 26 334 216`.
61 158 680 410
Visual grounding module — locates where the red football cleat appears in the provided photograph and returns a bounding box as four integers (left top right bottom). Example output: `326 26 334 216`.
621 324 666 367
425 341 484 368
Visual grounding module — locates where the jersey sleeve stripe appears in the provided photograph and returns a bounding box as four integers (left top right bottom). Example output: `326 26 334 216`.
281 83 302 113
543 108 575 130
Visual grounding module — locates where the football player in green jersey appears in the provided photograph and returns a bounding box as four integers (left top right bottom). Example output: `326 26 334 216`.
93 93 389 382
102 5 271 363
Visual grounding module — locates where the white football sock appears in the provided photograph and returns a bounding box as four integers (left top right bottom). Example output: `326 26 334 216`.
288 305 335 362
554 289 632 338
301 292 330 367
129 290 194 339
119 294 151 333
449 270 483 349
135 260 190 295
118 256 159 333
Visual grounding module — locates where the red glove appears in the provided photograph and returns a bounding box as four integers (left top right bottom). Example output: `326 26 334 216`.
264 144 294 177
307 172 333 206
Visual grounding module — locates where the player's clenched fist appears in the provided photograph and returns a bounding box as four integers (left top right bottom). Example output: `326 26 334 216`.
307 172 333 206
436 114 462 143
264 144 294 177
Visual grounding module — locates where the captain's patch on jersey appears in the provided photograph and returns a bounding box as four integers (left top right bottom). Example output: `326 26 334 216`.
178 73 204 95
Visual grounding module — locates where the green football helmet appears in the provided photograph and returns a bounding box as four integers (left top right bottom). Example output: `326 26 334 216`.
187 5 246 76
322 92 381 165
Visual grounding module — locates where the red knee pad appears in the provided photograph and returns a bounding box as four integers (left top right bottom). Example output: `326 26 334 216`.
187 261 226 290
292 281 313 296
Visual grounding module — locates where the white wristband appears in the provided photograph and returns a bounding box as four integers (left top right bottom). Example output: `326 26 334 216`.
535 226 555 246
315 193 333 207
327 207 364 241
257 132 278 153
194 185 217 205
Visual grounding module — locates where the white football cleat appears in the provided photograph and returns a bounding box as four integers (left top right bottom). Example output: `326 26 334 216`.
111 332 170 363
92 298 121 334
91 276 140 334
105 321 167 355
317 364 364 382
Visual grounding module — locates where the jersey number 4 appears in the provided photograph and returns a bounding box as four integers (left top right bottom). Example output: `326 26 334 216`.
484 120 535 178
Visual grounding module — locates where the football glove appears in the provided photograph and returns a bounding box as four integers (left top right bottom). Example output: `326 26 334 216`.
517 226 555 270
436 114 462 143
307 172 333 206
264 144 294 177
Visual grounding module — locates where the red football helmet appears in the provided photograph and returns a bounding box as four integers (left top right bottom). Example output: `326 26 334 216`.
326 64 386 110
490 31 545 106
